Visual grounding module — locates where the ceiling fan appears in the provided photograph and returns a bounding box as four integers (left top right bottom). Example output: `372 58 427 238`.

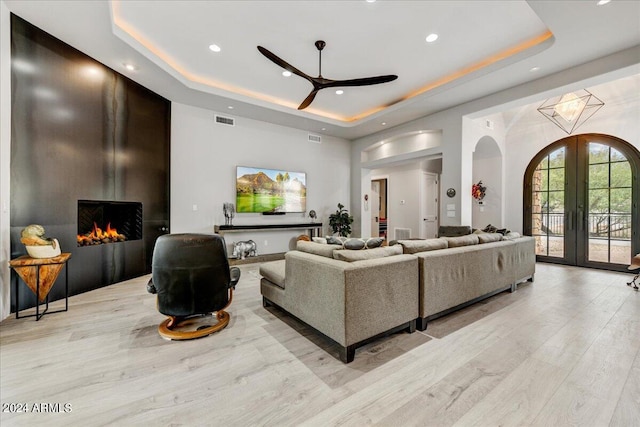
257 40 398 110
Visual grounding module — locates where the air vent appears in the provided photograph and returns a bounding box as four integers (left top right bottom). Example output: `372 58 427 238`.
485 119 494 130
394 228 411 240
308 134 322 144
215 115 235 126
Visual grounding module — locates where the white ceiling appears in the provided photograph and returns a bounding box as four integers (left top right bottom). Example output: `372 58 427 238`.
4 0 640 140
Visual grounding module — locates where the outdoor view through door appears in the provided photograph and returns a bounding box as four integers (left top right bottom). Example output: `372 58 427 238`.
525 134 639 272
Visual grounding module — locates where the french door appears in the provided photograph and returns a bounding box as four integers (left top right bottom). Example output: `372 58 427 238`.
524 134 639 271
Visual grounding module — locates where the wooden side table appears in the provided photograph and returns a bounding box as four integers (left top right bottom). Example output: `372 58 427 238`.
9 253 71 320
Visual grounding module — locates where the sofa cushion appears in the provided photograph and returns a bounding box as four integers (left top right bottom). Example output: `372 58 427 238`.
397 238 448 254
259 260 286 289
502 231 522 240
333 245 402 262
477 233 503 244
445 234 479 247
297 240 342 258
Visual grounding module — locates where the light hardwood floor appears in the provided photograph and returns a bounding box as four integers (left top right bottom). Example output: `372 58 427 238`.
1 263 638 426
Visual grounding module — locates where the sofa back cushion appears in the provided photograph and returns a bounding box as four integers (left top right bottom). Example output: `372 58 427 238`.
438 225 472 237
296 240 342 258
397 238 448 254
477 233 503 244
333 245 402 262
445 234 480 247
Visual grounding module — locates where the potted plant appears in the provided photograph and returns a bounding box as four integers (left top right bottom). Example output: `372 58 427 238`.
329 203 354 237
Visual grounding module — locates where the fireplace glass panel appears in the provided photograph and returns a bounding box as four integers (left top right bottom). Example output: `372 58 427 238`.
77 200 143 246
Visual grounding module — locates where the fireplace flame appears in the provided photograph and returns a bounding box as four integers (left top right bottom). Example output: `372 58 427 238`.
77 222 127 246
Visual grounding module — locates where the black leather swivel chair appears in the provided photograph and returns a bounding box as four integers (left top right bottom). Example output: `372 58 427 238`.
147 233 240 340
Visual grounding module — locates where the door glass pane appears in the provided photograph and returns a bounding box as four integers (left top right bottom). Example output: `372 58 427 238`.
548 168 565 191
531 148 565 258
589 143 608 163
588 164 609 188
610 161 631 187
587 143 632 265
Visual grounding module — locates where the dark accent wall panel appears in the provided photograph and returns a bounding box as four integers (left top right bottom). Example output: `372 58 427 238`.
10 14 170 311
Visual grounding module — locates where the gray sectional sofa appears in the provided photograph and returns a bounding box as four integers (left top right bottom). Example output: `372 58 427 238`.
260 233 535 363
260 242 418 363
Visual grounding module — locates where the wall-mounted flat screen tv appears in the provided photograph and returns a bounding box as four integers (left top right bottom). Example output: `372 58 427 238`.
236 166 307 213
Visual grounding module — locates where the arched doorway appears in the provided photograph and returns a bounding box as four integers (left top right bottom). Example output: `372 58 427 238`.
524 134 639 271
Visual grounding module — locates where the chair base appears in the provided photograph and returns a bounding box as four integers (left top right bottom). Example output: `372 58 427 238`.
158 310 230 340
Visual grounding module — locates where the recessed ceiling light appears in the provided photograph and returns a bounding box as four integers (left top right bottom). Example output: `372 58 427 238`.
366 0 376 3
227 106 234 110
597 0 611 5
530 66 540 72
321 128 326 131
426 33 439 43
381 122 387 126
282 70 292 77
336 90 344 95
123 63 137 71
208 44 221 52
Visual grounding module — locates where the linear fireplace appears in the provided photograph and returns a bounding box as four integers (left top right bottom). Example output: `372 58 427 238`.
77 200 143 246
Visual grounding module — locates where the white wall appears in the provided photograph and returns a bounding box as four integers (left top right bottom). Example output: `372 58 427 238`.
0 1 11 321
371 163 423 239
171 102 351 254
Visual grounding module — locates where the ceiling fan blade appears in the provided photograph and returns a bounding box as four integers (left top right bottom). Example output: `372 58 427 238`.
298 90 319 110
323 74 398 89
257 46 312 82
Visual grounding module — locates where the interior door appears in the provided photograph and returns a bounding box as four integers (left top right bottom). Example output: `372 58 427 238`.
525 134 638 271
371 181 380 238
421 172 439 239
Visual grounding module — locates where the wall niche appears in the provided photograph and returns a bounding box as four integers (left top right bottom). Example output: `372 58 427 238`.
10 14 170 312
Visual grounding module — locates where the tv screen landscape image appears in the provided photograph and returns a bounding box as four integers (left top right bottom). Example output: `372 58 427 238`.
236 166 307 213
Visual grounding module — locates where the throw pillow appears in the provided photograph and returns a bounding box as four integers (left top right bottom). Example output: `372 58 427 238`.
496 228 511 235
312 237 327 244
482 224 498 233
326 236 347 245
342 237 384 250
502 231 522 240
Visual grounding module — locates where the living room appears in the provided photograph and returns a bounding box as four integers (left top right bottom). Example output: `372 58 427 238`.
1 1 639 425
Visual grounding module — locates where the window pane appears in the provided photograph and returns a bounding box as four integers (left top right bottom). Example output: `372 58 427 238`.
588 213 609 238
610 161 631 188
589 163 609 189
588 238 609 263
610 213 631 240
589 189 609 213
546 212 564 235
548 148 565 168
548 191 564 213
548 235 564 258
548 168 565 191
589 143 609 164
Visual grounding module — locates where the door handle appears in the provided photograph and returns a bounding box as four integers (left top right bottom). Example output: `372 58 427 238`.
578 210 584 231
567 212 573 231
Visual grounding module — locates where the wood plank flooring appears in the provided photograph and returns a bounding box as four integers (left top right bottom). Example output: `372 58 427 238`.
1 263 638 426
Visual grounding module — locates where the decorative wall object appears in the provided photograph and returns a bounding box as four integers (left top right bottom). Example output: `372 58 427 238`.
472 181 487 201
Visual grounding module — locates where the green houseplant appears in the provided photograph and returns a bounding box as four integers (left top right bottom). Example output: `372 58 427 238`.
329 203 354 237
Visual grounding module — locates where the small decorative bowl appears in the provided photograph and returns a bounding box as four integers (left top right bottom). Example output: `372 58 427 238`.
25 239 61 258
